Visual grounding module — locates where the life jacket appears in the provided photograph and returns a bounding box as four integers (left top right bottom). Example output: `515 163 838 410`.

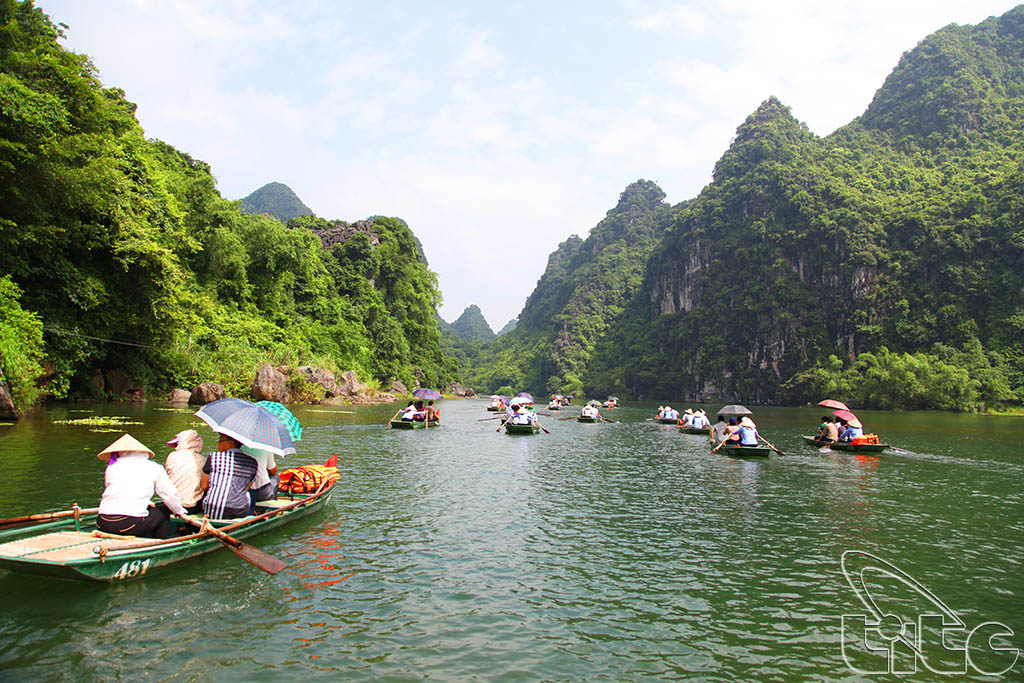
278 455 340 494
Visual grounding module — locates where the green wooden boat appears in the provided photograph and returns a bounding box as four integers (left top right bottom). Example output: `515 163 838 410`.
679 426 712 435
655 417 678 425
0 482 336 583
486 406 504 412
576 415 601 423
715 444 771 457
505 422 540 435
389 419 440 429
802 435 887 453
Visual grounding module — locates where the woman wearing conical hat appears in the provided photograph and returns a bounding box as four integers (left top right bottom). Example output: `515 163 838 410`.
96 433 188 539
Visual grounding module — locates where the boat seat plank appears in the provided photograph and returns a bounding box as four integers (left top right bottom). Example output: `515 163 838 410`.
0 531 143 562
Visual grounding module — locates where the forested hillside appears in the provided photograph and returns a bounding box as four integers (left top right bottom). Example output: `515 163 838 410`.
240 182 313 223
448 305 495 343
464 7 1024 411
0 0 457 411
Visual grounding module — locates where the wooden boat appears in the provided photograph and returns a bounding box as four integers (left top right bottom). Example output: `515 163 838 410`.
505 422 540 435
655 418 678 425
486 405 504 412
389 419 440 429
547 403 561 411
577 415 601 423
0 480 336 583
679 426 711 435
802 435 887 453
716 444 771 457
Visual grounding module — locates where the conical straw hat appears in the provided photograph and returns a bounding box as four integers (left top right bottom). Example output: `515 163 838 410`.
97 433 154 462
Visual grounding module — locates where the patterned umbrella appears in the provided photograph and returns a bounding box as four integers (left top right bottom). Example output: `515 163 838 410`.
516 392 534 401
256 401 303 442
194 398 296 457
412 388 442 400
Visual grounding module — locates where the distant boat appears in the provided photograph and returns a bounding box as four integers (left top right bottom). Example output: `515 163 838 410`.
802 436 888 453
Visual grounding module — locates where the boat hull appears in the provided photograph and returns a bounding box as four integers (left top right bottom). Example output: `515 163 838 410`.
486 406 504 411
655 418 678 425
390 420 440 429
0 485 335 583
505 423 540 435
576 416 600 423
802 436 887 452
716 444 771 457
679 426 711 435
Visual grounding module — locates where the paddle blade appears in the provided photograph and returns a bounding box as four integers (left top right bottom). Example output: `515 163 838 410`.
222 538 288 573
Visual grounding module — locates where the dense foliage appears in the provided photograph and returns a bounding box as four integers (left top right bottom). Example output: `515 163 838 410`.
448 305 495 343
0 0 457 409
239 181 313 223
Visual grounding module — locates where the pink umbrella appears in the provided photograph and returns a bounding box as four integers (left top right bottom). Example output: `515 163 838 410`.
832 409 862 428
817 399 849 410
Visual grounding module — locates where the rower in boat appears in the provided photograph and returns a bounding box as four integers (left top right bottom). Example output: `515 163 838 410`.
681 409 695 427
691 410 710 430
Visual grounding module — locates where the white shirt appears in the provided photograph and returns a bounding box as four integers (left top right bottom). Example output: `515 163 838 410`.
98 453 187 517
242 447 278 488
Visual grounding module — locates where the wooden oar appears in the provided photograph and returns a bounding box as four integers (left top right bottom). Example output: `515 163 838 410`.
0 506 99 529
495 417 511 432
600 416 616 423
535 418 550 434
182 516 287 574
710 438 729 455
557 414 578 421
758 435 785 456
385 409 402 427
477 416 505 421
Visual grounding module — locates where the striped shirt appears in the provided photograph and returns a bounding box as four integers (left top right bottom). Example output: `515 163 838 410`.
202 449 258 518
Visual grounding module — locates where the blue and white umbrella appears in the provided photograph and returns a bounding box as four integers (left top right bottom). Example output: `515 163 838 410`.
195 397 297 457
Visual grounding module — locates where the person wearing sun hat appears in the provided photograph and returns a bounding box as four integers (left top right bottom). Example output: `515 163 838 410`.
839 417 864 442
96 433 188 539
164 429 206 514
738 416 760 446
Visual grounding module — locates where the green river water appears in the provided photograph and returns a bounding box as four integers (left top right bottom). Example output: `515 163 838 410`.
0 400 1020 681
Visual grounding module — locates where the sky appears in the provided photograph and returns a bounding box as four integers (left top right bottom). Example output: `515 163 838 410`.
40 0 1020 331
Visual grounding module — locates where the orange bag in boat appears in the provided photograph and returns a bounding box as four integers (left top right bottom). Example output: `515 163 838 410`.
852 434 880 445
278 454 340 493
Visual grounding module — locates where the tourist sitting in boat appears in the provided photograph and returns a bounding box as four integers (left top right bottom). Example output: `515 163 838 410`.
165 429 206 514
581 403 600 418
737 417 760 445
412 400 427 421
663 406 679 421
819 417 839 443
96 433 189 539
722 417 742 444
682 409 695 427
655 406 665 419
713 414 729 442
201 433 259 519
839 418 864 442
242 447 279 513
510 406 537 425
425 400 440 423
691 410 711 430
400 400 417 420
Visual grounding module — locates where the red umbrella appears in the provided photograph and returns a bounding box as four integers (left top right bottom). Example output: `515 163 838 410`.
832 409 862 428
817 399 849 410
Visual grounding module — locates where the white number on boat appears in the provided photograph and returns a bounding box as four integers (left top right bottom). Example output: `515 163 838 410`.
113 558 151 580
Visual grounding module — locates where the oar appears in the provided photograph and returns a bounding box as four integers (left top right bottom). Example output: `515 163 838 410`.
0 506 99 529
477 416 505 421
710 437 730 455
385 409 402 427
558 414 578 421
495 417 511 432
182 516 287 574
600 416 616 423
758 435 785 456
535 418 551 434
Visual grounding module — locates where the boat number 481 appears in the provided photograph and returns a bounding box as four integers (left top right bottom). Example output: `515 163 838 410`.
112 558 152 580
